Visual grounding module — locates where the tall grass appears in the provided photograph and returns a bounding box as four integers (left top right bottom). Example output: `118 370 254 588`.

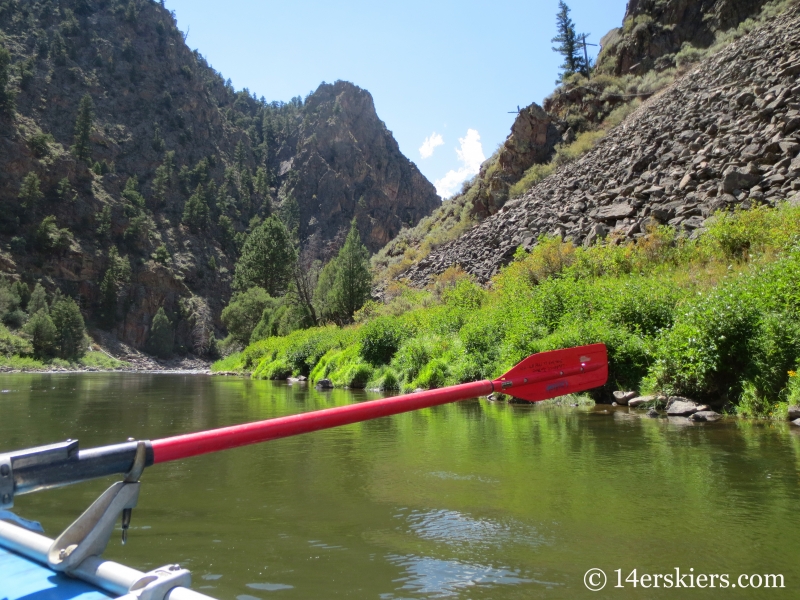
218 204 800 418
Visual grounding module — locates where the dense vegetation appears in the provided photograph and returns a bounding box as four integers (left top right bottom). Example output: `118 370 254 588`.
217 203 800 418
0 278 126 370
220 218 373 353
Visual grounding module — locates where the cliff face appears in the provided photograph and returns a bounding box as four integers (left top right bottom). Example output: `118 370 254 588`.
598 0 771 75
0 0 438 352
401 4 800 285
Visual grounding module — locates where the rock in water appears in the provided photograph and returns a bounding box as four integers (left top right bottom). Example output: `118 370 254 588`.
316 379 334 390
690 411 722 422
788 405 800 420
666 398 700 416
613 391 638 405
628 396 655 408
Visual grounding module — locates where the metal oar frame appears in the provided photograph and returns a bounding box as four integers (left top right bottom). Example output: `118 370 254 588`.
0 439 201 600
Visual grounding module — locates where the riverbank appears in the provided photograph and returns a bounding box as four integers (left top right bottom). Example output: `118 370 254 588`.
215 203 800 420
0 331 211 374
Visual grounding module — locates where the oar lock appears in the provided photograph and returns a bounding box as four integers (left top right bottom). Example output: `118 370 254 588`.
0 438 192 600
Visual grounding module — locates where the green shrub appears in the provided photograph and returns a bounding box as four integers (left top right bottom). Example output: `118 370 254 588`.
358 315 410 365
0 324 32 357
23 309 56 358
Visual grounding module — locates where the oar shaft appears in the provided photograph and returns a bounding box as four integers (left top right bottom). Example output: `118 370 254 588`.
150 380 494 464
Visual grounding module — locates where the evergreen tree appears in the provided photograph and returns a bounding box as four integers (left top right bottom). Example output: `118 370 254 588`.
50 297 86 359
233 215 296 296
146 307 173 359
99 247 131 328
279 193 300 239
183 184 210 232
19 172 43 210
234 141 247 170
315 219 372 324
551 1 588 82
12 281 30 311
73 94 94 162
122 176 145 208
27 282 48 315
0 45 14 113
24 308 56 358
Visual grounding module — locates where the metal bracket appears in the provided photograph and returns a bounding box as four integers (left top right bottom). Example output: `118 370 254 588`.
119 565 192 600
0 454 12 509
46 441 149 572
47 480 141 571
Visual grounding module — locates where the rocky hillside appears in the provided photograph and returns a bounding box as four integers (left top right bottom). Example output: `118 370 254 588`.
401 4 800 285
598 0 772 75
0 0 437 352
375 0 792 285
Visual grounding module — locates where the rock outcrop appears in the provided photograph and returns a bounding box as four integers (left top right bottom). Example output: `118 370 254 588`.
598 0 772 75
272 81 439 255
401 5 800 285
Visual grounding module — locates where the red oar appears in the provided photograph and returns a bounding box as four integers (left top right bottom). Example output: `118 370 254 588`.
150 344 608 464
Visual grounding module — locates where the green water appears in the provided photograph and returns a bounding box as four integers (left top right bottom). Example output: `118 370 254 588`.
1 373 799 599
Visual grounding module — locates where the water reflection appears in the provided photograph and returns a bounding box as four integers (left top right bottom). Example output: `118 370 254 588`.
385 554 538 597
401 508 545 550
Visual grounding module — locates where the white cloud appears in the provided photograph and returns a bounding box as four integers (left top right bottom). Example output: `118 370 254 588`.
434 129 485 198
419 132 444 159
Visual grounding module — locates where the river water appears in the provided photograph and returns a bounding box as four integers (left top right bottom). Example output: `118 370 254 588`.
1 373 799 599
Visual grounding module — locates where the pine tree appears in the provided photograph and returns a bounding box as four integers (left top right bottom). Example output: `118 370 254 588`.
551 1 588 82
234 141 247 171
27 282 48 315
99 247 131 328
146 307 173 359
233 216 296 296
183 184 210 232
50 297 86 359
24 308 56 358
0 45 14 113
315 219 371 324
19 172 43 209
73 94 94 162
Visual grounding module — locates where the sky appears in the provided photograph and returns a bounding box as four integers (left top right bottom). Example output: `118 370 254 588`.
164 0 629 199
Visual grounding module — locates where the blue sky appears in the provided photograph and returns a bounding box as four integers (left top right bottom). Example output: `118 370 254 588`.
164 0 628 198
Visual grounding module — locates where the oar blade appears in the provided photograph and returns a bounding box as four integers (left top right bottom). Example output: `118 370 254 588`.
494 344 608 402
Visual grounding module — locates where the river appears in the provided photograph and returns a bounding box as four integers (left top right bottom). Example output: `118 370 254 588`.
1 373 799 598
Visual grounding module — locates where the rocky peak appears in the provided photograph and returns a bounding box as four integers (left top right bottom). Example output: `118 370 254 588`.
281 81 439 257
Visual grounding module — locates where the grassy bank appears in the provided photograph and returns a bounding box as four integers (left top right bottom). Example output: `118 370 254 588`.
215 203 800 418
0 326 129 371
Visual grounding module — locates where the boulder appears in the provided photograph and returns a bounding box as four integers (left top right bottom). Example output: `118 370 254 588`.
720 168 759 193
590 202 636 222
689 410 722 422
315 378 334 390
613 390 638 405
789 405 800 420
666 397 699 416
646 409 660 418
628 395 655 408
